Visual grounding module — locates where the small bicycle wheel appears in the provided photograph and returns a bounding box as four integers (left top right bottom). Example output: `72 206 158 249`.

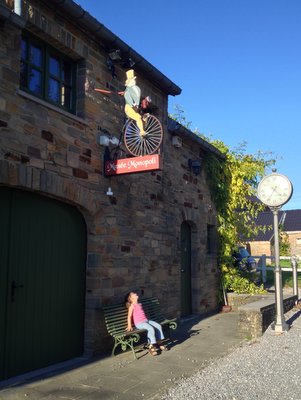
124 114 163 156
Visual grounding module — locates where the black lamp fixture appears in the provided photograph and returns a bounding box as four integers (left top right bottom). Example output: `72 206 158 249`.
188 159 202 176
108 49 122 61
106 49 136 77
121 57 135 69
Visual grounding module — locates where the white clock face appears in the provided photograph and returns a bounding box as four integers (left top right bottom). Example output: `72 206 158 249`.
257 173 293 207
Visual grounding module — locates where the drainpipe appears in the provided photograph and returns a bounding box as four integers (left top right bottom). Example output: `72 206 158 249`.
14 0 22 16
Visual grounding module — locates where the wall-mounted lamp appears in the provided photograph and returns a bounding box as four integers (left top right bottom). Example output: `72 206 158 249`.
98 134 120 147
172 136 182 148
188 159 202 176
108 49 122 61
107 50 135 77
122 58 135 69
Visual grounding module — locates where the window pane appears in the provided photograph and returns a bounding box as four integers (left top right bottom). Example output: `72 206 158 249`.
61 85 71 108
29 45 42 67
21 39 27 61
20 61 28 87
62 61 72 84
49 56 60 78
29 69 42 95
48 78 60 103
20 35 76 113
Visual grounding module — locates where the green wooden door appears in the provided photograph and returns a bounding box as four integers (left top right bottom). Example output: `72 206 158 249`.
0 188 86 380
180 222 192 316
0 188 11 380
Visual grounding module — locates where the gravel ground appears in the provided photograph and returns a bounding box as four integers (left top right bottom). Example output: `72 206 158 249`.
161 307 301 400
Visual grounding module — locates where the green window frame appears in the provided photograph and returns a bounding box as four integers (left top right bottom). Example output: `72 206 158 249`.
20 34 76 113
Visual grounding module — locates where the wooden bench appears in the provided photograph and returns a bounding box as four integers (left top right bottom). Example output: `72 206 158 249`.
102 297 177 359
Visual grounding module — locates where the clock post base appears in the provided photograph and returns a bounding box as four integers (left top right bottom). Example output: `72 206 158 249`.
271 320 290 334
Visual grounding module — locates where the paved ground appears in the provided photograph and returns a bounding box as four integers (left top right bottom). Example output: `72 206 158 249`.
0 311 243 400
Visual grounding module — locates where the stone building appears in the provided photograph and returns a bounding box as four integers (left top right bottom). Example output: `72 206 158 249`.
0 0 224 380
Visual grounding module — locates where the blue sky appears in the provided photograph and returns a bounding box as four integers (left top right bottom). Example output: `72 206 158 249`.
76 0 301 210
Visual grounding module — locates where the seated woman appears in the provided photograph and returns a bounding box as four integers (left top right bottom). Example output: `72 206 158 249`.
125 291 169 356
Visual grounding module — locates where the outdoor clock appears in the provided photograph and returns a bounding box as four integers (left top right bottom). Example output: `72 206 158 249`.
257 172 293 208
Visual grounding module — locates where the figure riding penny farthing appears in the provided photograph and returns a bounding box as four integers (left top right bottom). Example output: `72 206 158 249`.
95 69 163 157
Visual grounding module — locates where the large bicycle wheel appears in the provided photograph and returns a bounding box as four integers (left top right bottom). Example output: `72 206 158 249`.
124 114 163 156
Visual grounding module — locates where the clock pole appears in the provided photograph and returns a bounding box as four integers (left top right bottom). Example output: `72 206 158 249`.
271 206 289 333
257 170 293 334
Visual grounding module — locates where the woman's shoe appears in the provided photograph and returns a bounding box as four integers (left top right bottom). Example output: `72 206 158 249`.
148 345 158 356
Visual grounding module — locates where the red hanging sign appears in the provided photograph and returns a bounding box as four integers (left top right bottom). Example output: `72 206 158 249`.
105 154 161 176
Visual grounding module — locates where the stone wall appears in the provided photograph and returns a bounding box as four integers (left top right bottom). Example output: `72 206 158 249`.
231 294 297 340
287 232 301 257
248 241 271 257
0 0 220 356
249 232 301 259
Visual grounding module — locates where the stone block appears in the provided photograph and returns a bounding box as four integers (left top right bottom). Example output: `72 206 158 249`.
68 126 82 138
1 66 19 84
60 166 73 176
86 278 101 291
31 167 41 189
87 253 101 268
28 146 41 158
41 130 54 142
0 97 7 111
72 168 88 179
88 172 100 184
67 151 79 168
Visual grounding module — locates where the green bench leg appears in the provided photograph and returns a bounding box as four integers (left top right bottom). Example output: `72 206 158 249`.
169 321 178 342
112 333 140 359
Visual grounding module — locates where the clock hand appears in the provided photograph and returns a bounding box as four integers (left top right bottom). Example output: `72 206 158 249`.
266 188 276 201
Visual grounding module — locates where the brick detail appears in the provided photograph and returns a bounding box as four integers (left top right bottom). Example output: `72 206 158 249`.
72 168 88 179
79 155 91 164
28 146 41 158
0 120 8 127
121 245 131 253
41 130 54 142
83 148 92 157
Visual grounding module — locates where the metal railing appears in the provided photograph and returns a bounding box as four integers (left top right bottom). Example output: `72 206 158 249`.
253 254 300 300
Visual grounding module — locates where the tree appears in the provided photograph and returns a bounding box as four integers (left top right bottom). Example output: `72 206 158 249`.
279 225 291 256
170 106 276 294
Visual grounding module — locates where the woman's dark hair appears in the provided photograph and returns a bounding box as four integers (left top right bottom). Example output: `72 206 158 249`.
124 292 131 309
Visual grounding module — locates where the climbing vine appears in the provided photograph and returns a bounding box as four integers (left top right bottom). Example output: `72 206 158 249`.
170 106 276 295
203 143 272 295
279 225 291 256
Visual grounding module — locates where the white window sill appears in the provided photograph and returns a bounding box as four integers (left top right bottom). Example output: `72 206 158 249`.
17 89 89 126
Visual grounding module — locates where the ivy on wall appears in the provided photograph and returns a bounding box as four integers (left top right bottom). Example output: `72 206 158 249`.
170 106 276 296
203 144 270 295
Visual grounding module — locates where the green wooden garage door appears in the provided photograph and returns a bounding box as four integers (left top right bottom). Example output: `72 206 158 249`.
0 187 86 381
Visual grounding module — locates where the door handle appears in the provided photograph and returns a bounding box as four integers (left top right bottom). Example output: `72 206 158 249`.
181 269 185 272
11 280 24 302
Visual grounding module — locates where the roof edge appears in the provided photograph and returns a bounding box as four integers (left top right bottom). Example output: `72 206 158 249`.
168 118 225 159
49 0 182 96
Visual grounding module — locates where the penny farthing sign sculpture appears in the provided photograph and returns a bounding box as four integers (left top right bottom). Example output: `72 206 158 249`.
95 70 163 175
